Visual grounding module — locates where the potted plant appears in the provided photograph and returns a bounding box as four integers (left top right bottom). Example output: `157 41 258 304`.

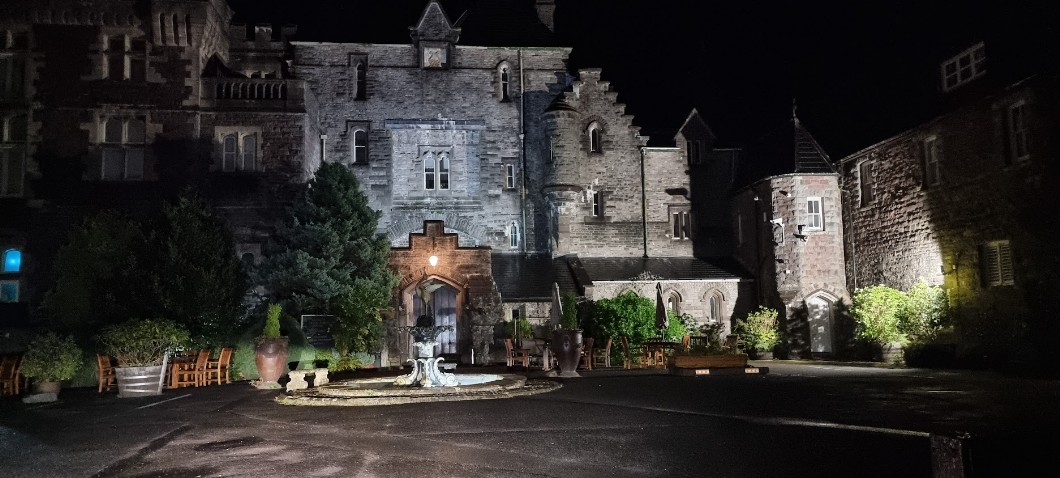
735 306 780 360
20 332 82 401
255 303 289 387
551 292 583 377
99 318 190 398
851 285 909 364
673 321 749 370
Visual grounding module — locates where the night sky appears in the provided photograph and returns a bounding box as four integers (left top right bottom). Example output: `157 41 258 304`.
227 0 1060 158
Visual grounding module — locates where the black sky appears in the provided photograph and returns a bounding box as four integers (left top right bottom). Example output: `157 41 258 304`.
227 0 1060 158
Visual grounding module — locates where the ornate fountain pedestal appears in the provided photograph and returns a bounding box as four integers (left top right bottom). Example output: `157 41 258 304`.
393 339 458 387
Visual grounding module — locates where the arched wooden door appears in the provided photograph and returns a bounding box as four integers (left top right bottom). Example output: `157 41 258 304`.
412 282 458 355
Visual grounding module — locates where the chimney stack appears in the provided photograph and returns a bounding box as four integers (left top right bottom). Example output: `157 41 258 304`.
535 0 555 32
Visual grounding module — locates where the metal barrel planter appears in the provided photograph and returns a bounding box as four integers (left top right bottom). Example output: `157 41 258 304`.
114 365 166 397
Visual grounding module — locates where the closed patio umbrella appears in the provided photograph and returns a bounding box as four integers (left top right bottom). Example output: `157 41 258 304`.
550 282 562 329
655 282 668 331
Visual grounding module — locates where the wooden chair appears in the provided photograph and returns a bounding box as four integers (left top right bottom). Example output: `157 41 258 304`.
619 336 648 369
1 354 23 397
203 347 233 385
579 337 595 370
97 354 116 393
504 339 530 369
174 349 210 387
592 337 613 368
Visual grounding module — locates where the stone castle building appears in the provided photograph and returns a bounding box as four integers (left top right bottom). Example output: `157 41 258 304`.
837 38 1060 362
0 0 855 364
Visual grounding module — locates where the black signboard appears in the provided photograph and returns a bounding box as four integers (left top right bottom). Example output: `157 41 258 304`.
300 315 335 349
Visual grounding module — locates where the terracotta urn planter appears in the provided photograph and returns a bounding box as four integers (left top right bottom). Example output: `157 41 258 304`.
551 329 583 377
255 337 289 383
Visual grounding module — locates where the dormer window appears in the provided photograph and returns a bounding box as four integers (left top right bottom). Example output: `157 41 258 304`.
588 122 602 153
941 42 985 92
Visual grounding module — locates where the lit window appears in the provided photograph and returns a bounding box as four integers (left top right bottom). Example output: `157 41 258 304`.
858 161 874 206
672 211 691 239
3 249 20 272
981 240 1014 287
354 62 366 100
101 116 145 181
510 222 520 248
353 130 367 164
1008 102 1029 163
505 164 516 189
922 136 941 186
588 123 601 153
806 197 823 231
941 42 985 92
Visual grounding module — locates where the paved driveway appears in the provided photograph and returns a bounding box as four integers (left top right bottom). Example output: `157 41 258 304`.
2 363 1058 477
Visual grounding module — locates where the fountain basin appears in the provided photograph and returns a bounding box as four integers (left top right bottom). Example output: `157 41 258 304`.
276 373 560 406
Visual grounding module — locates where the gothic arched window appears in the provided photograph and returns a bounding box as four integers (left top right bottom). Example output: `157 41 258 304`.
588 122 602 153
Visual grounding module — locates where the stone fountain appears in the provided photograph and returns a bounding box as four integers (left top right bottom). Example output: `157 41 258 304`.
392 314 458 387
276 280 562 406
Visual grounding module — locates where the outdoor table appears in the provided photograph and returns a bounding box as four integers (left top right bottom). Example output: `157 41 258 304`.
167 353 195 388
644 340 677 367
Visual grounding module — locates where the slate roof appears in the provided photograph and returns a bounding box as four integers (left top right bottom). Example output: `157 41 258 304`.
734 117 835 188
576 257 745 282
491 254 743 301
228 0 558 47
491 254 578 301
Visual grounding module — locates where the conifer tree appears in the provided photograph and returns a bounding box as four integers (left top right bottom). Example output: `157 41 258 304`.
258 162 396 354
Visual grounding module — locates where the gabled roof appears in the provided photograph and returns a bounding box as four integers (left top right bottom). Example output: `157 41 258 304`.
491 254 578 301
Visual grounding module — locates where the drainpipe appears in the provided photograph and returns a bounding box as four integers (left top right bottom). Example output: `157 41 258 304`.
519 49 527 254
641 147 648 258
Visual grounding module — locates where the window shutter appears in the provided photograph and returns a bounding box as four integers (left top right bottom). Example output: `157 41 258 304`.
998 241 1014 285
980 242 1001 287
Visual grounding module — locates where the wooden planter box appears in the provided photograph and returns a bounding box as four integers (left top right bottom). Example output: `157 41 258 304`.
673 354 748 369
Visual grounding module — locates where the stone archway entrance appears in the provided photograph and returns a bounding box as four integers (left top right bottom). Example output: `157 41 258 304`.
410 279 460 356
387 220 496 366
806 293 836 354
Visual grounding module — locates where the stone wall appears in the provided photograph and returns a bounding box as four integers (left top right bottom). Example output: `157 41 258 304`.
292 41 570 251
589 280 744 337
838 77 1058 354
545 69 656 257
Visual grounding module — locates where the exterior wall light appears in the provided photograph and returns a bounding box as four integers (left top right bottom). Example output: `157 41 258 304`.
428 255 439 267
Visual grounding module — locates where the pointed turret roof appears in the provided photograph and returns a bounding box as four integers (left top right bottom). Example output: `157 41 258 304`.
734 116 835 188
